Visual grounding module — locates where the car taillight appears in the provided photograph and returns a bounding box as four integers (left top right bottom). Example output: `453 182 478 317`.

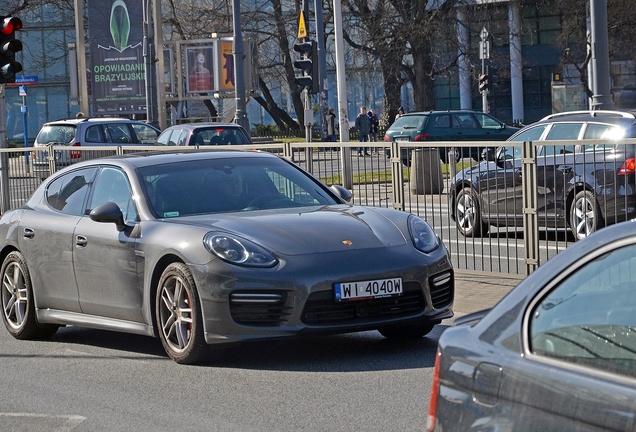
384 135 391 142
426 349 442 432
71 142 81 159
618 158 635 175
414 132 430 141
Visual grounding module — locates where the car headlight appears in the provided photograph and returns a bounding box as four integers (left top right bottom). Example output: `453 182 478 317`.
203 232 278 267
408 215 439 253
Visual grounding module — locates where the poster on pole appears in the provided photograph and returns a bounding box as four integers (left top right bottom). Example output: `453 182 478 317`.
218 40 235 91
185 46 215 93
163 47 174 95
87 0 146 115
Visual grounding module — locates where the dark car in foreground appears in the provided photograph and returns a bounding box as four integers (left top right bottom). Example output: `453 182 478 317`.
384 110 518 163
0 150 453 364
155 122 252 146
450 110 636 240
427 220 636 431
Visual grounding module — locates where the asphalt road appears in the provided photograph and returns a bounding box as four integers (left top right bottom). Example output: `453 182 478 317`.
0 323 447 432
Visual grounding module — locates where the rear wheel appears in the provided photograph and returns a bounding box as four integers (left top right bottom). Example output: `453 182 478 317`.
455 187 488 237
1 251 59 339
378 323 436 340
570 190 603 241
156 263 210 364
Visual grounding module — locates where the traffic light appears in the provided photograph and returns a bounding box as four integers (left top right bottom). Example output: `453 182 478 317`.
293 39 318 93
0 16 23 84
478 73 489 93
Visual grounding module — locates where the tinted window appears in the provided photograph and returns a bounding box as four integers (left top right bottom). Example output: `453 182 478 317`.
545 123 582 140
105 124 134 144
85 125 106 143
454 113 477 128
46 168 97 215
89 167 137 223
433 115 451 128
529 243 636 378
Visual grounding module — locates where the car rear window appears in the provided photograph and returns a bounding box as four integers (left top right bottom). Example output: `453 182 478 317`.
36 125 76 145
391 115 426 130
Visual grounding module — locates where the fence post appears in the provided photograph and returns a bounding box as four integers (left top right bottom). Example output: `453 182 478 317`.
390 140 404 211
522 140 539 274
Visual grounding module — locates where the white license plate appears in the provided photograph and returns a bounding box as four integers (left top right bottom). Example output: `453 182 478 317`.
334 278 403 301
394 137 409 141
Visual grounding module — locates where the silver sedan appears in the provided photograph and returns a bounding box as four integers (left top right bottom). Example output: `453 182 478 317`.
0 150 453 364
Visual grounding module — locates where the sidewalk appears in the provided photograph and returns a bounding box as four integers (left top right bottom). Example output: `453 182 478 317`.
452 271 522 317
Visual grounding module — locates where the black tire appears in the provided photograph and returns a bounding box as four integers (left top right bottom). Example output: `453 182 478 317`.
1 251 59 339
156 263 210 364
570 190 603 241
378 323 436 340
455 187 488 237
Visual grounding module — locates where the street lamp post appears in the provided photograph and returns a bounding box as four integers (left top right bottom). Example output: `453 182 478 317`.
232 0 250 134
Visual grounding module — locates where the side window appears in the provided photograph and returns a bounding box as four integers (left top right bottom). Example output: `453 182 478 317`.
156 131 172 146
89 167 137 223
176 129 188 146
46 168 97 215
84 125 105 143
584 123 621 153
433 115 451 128
454 113 477 128
509 124 548 142
131 124 159 144
529 243 636 378
105 124 134 144
475 113 502 129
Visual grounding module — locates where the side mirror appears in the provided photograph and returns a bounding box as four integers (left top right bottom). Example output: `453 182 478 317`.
329 185 353 203
90 202 126 232
481 148 497 162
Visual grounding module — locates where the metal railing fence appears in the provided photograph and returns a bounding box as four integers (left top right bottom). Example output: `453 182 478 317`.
1 138 635 277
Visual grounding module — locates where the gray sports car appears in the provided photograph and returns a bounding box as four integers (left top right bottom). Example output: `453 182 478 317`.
0 150 454 364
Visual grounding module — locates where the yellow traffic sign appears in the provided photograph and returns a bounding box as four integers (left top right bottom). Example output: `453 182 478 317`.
297 11 307 39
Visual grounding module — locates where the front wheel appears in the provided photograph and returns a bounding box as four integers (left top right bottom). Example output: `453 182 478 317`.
378 323 436 340
1 251 59 339
570 190 603 241
455 187 488 237
156 263 210 364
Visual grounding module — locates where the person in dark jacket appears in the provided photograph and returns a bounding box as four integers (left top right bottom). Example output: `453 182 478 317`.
354 106 371 156
325 108 337 142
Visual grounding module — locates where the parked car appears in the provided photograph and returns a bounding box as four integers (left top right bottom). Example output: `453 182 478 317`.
0 150 454 364
427 220 636 432
383 110 518 164
450 110 636 240
32 117 160 180
155 123 252 146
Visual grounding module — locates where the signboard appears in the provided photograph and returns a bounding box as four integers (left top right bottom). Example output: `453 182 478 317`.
298 11 307 39
185 45 215 93
18 85 27 96
6 75 38 87
218 40 235 91
87 0 146 115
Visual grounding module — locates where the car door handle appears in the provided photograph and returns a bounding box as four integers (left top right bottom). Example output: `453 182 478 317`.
75 235 88 247
23 228 35 239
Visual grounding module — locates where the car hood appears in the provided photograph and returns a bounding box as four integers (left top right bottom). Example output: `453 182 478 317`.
176 205 408 255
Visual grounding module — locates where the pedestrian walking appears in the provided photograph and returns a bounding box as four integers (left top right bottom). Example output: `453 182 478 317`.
368 109 379 153
325 108 337 142
354 106 371 156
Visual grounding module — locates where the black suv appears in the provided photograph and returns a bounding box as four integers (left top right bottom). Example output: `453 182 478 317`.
450 110 636 240
383 110 518 163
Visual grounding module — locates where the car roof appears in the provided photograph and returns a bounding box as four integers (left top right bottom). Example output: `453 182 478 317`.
531 110 636 126
401 110 493 116
162 123 247 131
67 149 273 170
43 118 154 126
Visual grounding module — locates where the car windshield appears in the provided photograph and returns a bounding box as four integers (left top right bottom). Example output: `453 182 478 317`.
139 156 340 217
36 125 76 144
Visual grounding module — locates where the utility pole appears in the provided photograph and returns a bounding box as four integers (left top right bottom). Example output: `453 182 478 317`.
232 0 250 134
479 27 490 113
